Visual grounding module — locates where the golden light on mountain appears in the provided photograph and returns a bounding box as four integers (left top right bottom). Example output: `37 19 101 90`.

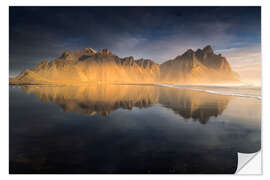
9 45 240 85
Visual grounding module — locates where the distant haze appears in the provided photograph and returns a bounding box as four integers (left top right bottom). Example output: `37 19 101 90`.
9 7 261 85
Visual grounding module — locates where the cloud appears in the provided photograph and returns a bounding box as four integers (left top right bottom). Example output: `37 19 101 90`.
9 7 261 77
216 44 261 85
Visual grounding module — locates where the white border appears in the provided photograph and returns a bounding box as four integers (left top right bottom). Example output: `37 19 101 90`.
1 0 269 179
7 0 263 6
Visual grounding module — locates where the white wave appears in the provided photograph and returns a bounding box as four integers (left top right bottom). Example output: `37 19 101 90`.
157 84 261 100
188 88 261 100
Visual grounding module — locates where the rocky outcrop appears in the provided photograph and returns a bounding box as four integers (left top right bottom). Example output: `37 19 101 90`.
9 45 240 85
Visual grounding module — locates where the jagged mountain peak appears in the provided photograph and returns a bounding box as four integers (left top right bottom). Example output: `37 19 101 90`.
74 48 96 56
124 56 134 60
10 45 240 85
97 48 113 55
135 58 159 68
59 50 74 60
160 45 239 83
195 48 202 53
202 45 214 54
83 48 97 54
182 49 195 56
135 58 155 63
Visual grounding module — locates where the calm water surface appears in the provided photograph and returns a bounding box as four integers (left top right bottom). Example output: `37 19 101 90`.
9 84 261 174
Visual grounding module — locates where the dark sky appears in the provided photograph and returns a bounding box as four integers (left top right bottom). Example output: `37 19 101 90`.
9 7 261 76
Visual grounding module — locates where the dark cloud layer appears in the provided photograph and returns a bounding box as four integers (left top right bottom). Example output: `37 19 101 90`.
9 7 261 76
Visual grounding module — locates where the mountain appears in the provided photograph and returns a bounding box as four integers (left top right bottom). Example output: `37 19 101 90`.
160 45 239 83
9 45 239 85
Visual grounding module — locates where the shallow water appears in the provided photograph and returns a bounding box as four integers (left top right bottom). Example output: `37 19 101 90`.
9 84 261 174
157 84 261 99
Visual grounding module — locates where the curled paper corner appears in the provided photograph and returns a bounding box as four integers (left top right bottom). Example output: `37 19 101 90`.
236 151 262 175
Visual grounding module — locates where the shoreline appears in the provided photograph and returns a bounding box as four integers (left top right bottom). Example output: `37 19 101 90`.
9 82 262 100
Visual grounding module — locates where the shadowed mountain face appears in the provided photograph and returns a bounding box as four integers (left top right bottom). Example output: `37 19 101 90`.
10 45 239 85
160 45 239 83
21 85 231 124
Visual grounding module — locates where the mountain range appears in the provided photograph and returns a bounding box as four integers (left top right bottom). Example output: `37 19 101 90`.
9 45 240 85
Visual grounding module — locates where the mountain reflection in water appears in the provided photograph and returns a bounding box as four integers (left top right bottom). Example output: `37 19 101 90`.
21 84 231 124
10 84 261 174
